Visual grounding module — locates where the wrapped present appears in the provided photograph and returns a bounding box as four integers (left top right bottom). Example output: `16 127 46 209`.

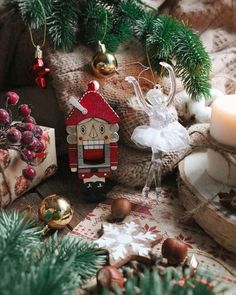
0 126 57 208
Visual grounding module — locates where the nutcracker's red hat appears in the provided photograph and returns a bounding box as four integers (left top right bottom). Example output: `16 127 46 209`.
65 81 120 126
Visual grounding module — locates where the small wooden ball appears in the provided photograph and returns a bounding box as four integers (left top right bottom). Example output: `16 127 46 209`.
111 198 132 220
161 238 188 265
97 266 124 290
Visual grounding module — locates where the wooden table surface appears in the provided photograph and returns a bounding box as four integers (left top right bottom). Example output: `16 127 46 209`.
6 155 176 235
7 156 104 234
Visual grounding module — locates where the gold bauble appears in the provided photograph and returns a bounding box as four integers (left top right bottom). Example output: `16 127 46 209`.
91 41 118 78
38 194 73 229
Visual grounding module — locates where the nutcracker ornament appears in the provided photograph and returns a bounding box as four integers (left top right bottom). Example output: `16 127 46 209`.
65 81 120 201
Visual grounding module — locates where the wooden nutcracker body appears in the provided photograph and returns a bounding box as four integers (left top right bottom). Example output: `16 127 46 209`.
65 81 119 193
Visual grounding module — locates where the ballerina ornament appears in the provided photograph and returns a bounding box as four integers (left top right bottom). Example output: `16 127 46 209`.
125 62 190 199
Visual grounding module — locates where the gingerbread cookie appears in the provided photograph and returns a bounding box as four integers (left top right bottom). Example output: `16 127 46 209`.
96 219 162 267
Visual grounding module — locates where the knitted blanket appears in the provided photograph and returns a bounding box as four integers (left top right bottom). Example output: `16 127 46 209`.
0 0 236 187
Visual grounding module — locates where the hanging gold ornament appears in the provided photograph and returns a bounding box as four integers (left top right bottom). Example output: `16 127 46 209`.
38 194 73 230
91 41 118 78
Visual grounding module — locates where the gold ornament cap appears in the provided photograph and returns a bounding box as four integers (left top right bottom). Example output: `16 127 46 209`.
98 40 106 53
38 194 73 229
91 41 118 78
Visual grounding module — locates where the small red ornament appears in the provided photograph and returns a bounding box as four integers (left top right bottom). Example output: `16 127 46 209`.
0 109 10 124
23 116 36 124
28 137 40 151
161 238 188 265
6 91 19 105
21 148 35 161
24 123 36 132
23 166 36 180
32 46 50 88
21 131 34 145
7 127 22 143
19 104 31 117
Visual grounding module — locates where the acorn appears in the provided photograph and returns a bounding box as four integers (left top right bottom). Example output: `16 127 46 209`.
161 238 188 265
97 266 124 291
111 198 132 220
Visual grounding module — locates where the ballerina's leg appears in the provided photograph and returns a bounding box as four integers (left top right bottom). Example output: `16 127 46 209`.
142 160 155 198
153 155 162 202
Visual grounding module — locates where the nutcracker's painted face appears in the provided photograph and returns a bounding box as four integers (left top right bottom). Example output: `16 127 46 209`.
77 118 119 147
66 118 119 164
77 118 109 147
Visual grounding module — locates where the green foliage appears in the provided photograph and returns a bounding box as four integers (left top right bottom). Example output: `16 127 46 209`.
3 0 211 100
0 209 42 262
0 210 107 295
15 0 52 29
47 0 79 50
95 267 227 295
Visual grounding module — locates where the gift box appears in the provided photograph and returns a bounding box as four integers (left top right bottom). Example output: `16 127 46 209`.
0 126 57 208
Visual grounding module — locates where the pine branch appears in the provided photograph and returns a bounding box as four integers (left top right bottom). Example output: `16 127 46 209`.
96 267 227 295
79 1 113 47
3 0 212 99
136 14 211 100
47 0 79 50
9 0 52 29
0 210 41 262
173 26 211 99
0 210 107 295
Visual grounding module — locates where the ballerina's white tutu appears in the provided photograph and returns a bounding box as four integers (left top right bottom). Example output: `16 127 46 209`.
131 89 190 152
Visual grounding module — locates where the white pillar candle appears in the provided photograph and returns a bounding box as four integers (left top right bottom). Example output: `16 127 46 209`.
210 95 236 147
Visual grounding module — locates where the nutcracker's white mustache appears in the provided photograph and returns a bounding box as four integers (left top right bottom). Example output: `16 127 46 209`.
83 140 104 150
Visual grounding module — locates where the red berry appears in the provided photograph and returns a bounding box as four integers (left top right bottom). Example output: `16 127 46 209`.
23 116 36 124
7 127 22 143
24 123 36 132
35 141 45 153
34 126 43 139
6 91 19 105
15 122 26 132
28 137 39 151
22 166 36 180
19 104 31 117
0 109 10 124
21 131 34 145
21 148 34 161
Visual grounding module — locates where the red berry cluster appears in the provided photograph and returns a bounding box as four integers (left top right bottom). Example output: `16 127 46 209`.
0 91 46 180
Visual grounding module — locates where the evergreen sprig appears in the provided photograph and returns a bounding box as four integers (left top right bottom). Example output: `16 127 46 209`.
4 0 211 100
0 210 107 295
47 0 79 50
94 267 228 295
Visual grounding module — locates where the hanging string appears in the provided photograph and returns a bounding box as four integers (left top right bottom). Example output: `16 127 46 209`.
121 61 155 86
28 0 47 48
146 46 156 85
101 10 108 43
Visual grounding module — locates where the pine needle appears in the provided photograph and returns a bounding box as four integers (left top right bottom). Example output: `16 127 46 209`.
0 210 107 295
